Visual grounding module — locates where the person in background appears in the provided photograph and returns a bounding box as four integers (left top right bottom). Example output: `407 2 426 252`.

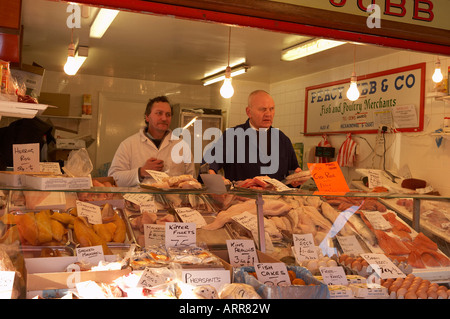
205 89 302 183
108 95 194 186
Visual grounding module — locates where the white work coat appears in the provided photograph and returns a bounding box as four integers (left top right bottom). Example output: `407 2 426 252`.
108 128 195 186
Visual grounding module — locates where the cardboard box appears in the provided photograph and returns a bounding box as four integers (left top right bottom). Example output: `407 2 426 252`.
0 171 56 187
56 138 86 150
10 64 45 96
22 174 92 190
39 92 70 116
25 256 130 299
48 149 72 162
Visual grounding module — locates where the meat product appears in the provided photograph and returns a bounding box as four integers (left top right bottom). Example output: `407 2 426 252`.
202 199 291 230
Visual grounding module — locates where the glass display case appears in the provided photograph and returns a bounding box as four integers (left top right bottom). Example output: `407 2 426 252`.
0 181 449 299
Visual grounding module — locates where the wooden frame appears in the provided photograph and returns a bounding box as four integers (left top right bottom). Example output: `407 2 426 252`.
67 0 450 55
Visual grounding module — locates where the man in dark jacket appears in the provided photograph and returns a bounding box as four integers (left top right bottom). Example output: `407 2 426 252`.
204 90 301 182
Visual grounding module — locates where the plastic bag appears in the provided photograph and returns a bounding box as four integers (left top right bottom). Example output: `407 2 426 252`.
63 148 93 177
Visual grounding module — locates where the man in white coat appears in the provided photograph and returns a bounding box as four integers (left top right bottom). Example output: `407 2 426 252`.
108 96 195 186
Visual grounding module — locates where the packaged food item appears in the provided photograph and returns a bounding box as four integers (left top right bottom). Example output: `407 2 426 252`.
0 59 9 94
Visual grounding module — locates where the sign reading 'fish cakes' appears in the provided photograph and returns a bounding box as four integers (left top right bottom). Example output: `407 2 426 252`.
254 262 291 287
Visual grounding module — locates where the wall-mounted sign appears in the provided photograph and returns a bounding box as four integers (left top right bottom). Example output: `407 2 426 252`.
304 63 425 135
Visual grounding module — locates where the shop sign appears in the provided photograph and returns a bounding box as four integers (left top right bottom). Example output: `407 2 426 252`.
272 0 449 30
304 63 425 135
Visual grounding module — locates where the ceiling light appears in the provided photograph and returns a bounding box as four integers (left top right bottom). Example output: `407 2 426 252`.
90 8 119 38
64 45 88 76
220 66 234 99
346 45 360 101
202 63 249 86
281 38 346 61
432 57 443 83
347 72 360 101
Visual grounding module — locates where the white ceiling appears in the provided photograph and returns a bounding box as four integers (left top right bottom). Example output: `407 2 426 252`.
20 0 401 85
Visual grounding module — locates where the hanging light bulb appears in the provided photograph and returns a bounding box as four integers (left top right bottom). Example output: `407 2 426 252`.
220 66 234 98
347 71 360 101
432 57 443 83
64 43 76 75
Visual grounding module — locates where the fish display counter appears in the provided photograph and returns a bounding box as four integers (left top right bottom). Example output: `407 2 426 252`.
0 174 449 299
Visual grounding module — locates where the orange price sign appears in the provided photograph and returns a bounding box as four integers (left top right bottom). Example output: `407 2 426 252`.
307 161 349 194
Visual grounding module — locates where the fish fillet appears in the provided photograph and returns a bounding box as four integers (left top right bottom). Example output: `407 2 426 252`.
347 214 378 246
202 199 291 230
302 206 333 232
321 202 355 236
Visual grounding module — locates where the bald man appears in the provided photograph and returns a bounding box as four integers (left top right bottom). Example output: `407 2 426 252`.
204 90 301 182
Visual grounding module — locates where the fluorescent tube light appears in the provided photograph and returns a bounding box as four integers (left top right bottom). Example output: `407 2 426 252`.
281 39 346 61
202 64 249 86
90 8 119 38
64 46 88 76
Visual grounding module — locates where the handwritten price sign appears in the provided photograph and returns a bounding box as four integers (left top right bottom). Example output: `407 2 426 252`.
308 162 349 193
361 253 406 279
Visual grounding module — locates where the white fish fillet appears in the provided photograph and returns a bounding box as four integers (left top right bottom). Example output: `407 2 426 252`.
302 205 333 232
202 199 292 230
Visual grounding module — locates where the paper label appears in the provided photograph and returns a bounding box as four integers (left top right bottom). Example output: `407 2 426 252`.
200 173 227 193
143 224 165 247
231 211 258 232
367 170 382 188
182 269 230 292
336 235 365 256
123 193 153 205
361 253 406 279
146 170 169 183
264 178 292 192
165 222 196 247
76 245 105 265
293 233 319 261
176 207 206 228
226 239 259 267
363 211 392 230
138 267 172 288
140 201 158 214
254 263 291 287
76 200 102 224
13 143 40 172
0 271 15 299
39 162 62 174
319 266 348 286
308 162 350 193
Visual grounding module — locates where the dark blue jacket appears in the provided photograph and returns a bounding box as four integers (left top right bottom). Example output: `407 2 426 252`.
204 119 299 181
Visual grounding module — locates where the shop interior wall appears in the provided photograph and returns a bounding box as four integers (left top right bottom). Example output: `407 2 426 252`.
3 49 448 195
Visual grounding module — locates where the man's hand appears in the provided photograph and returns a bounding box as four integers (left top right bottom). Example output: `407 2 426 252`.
140 157 164 177
290 167 305 188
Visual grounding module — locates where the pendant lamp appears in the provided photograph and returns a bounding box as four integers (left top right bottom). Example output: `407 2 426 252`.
220 28 234 99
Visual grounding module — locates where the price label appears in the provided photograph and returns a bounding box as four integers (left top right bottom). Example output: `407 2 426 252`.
140 201 158 214
143 224 165 247
76 245 105 265
363 211 392 230
165 222 196 247
226 239 259 267
293 233 319 261
368 170 382 188
124 193 154 205
361 253 406 279
0 271 15 299
146 170 169 183
138 267 173 288
76 200 102 224
13 143 40 172
176 207 206 228
264 178 292 192
182 269 231 292
319 266 348 286
254 263 291 287
336 235 365 256
308 162 350 193
39 162 62 174
231 211 258 232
